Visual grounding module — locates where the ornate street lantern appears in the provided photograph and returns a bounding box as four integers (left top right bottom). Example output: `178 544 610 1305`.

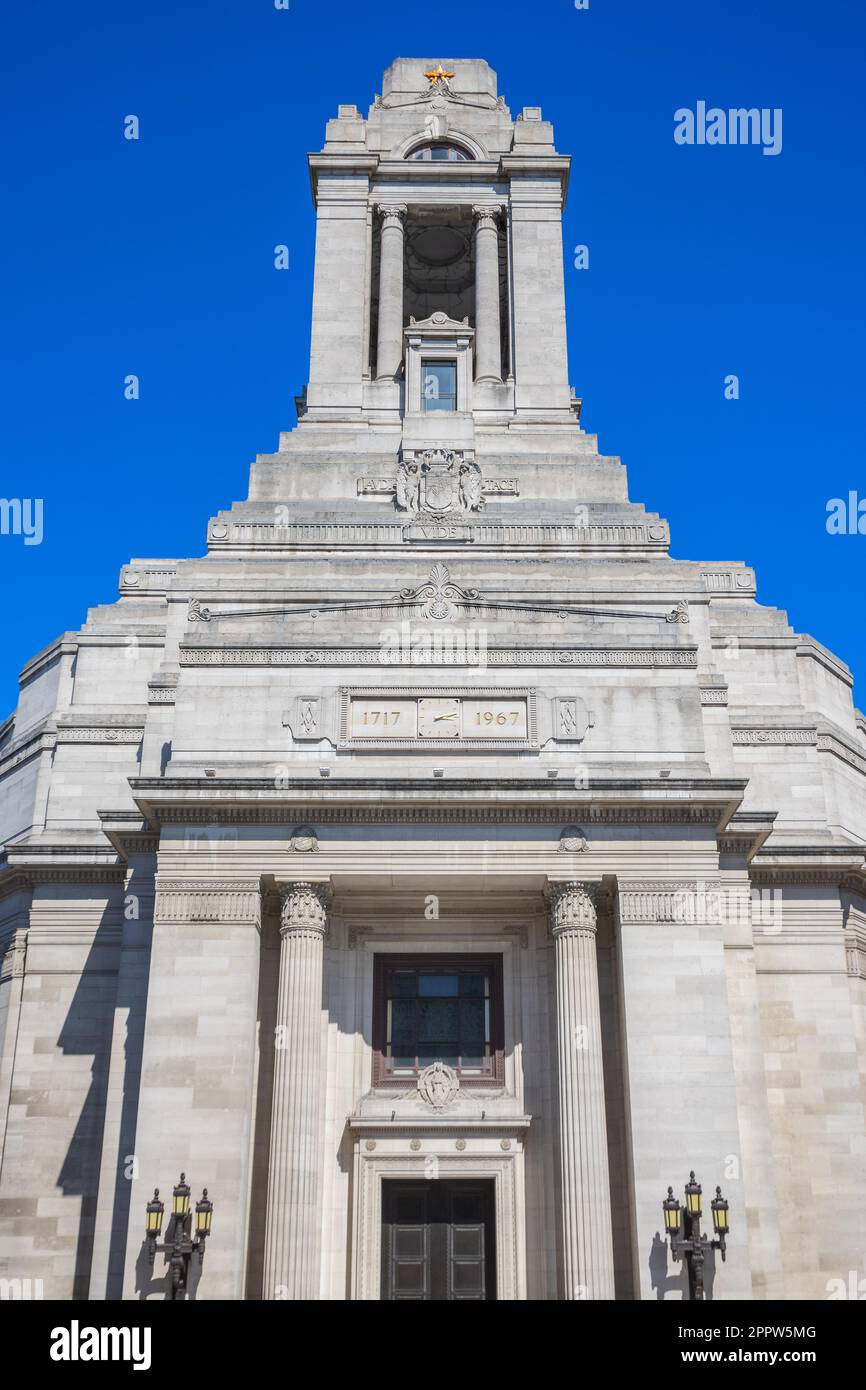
172 1173 191 1218
711 1185 730 1261
663 1187 682 1246
685 1171 702 1218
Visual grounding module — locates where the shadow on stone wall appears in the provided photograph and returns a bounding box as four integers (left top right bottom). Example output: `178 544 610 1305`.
649 1230 717 1300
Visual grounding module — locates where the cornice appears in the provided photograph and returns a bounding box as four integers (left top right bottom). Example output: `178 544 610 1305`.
129 775 746 831
0 723 55 776
750 845 866 889
18 635 79 685
3 838 125 884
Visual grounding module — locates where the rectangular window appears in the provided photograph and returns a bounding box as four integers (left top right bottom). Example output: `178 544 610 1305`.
422 360 457 412
373 955 504 1086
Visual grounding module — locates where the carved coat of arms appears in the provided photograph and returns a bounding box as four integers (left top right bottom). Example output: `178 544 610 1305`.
396 450 484 516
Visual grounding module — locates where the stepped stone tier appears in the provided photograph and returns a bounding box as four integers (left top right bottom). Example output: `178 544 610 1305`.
1 57 865 1303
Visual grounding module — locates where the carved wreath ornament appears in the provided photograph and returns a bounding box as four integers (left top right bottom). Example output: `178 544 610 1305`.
417 1062 459 1109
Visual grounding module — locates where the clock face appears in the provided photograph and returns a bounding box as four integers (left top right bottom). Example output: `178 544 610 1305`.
418 697 460 738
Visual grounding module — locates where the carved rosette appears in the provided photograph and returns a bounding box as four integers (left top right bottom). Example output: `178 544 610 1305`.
278 881 332 938
546 881 598 938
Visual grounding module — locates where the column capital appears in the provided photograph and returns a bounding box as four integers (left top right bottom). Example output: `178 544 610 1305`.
376 203 407 227
545 880 598 938
276 880 332 938
472 205 501 232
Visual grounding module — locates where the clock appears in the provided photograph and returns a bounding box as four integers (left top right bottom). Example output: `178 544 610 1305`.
343 689 535 748
418 697 460 738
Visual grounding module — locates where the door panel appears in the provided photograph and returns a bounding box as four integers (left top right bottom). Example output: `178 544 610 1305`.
381 1179 496 1301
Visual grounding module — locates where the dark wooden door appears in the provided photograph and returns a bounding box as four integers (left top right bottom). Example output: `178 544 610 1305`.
381 1180 496 1301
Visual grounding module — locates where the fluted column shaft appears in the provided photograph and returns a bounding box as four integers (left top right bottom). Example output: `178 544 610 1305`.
263 881 331 1299
547 881 616 1299
375 204 407 379
473 206 502 382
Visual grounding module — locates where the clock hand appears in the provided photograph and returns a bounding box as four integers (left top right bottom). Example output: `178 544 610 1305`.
433 713 457 721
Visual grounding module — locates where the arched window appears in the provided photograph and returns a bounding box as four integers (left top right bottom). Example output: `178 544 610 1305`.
407 142 472 162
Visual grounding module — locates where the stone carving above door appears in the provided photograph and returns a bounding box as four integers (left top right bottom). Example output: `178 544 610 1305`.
417 1062 460 1109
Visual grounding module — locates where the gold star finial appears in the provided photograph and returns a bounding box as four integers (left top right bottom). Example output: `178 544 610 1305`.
424 63 454 89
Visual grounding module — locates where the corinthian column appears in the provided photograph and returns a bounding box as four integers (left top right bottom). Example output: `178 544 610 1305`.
547 881 615 1299
375 204 407 379
473 206 502 382
263 880 331 1300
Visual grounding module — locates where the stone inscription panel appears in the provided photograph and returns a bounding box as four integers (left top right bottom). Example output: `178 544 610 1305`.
461 698 528 738
350 698 418 739
340 687 537 750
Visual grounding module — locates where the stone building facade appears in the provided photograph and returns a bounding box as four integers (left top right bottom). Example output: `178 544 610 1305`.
1 58 865 1302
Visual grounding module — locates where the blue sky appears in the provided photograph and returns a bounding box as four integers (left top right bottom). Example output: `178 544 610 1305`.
1 0 864 717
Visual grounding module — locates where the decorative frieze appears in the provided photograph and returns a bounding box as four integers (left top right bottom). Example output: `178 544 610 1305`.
732 727 817 746
55 726 144 744
180 645 698 669
817 731 866 776
617 880 724 925
0 728 54 776
205 519 670 551
700 687 729 705
120 564 178 594
701 568 756 593
153 879 261 927
146 804 725 827
845 937 866 981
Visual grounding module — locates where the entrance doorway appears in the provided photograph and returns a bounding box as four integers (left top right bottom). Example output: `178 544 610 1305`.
381 1179 496 1301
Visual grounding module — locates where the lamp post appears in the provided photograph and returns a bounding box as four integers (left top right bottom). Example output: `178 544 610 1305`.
145 1174 214 1300
662 1171 729 1301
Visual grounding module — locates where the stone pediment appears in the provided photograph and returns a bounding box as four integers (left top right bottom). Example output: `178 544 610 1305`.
407 311 473 334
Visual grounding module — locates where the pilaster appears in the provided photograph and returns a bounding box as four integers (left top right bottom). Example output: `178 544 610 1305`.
615 877 752 1299
121 876 262 1300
